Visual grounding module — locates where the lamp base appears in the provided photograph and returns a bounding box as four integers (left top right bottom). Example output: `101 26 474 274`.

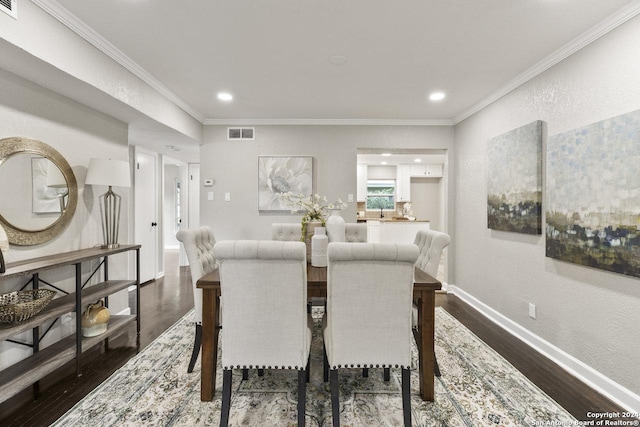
100 243 121 249
98 187 122 249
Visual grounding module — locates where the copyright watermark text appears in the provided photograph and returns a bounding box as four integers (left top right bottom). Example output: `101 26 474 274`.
531 412 640 426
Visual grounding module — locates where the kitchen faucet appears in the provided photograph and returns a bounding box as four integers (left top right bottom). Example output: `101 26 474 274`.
380 207 384 218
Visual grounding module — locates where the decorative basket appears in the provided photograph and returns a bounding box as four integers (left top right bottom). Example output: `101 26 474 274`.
0 289 57 324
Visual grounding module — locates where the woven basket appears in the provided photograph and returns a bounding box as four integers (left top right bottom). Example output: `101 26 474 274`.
0 289 57 324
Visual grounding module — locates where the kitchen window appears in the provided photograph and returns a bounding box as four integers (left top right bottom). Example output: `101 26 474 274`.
366 180 395 210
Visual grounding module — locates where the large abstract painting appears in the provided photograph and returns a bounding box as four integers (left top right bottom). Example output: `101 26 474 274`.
258 156 313 211
546 109 640 278
487 120 543 234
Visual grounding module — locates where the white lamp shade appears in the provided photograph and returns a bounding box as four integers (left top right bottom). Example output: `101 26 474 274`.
85 158 131 188
46 161 67 188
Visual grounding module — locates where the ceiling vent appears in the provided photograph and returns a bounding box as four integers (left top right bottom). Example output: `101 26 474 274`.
227 127 255 141
0 0 17 19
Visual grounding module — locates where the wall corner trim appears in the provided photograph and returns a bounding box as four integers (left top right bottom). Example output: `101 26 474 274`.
448 284 640 413
452 2 640 125
31 0 206 124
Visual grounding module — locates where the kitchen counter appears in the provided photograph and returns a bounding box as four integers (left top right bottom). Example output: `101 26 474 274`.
363 219 431 243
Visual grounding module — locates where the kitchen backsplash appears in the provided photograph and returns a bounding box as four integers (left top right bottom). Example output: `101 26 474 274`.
356 202 411 219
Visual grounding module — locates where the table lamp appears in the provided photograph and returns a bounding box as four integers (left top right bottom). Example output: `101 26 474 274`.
0 222 8 273
46 161 68 212
85 158 131 248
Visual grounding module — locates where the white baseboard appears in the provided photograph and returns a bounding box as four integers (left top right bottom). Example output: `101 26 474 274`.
447 284 640 413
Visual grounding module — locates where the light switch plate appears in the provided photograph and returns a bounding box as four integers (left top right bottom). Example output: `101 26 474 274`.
225 192 231 202
528 303 536 319
348 193 354 202
207 191 214 201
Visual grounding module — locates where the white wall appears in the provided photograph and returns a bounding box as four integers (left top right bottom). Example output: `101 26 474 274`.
200 125 454 242
0 68 132 369
454 15 640 407
410 178 442 230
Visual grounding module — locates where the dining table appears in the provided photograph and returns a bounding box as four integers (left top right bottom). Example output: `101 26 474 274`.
196 264 441 402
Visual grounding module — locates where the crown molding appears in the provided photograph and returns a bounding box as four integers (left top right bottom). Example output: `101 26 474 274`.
203 118 454 126
32 0 640 128
453 0 640 125
31 0 206 123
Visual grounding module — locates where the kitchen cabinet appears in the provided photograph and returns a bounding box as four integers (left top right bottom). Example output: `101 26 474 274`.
357 164 368 202
396 165 411 202
410 164 443 178
0 245 140 403
366 220 430 244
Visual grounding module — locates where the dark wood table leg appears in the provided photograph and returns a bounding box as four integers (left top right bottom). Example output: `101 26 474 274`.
418 289 436 401
201 287 219 401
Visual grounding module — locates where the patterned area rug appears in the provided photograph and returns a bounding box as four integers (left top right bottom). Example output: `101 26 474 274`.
52 308 576 426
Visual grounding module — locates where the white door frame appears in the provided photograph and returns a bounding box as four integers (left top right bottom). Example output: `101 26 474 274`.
162 155 190 269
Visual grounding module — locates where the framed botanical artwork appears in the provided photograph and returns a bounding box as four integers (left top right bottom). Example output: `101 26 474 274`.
546 109 640 278
487 120 543 234
258 156 313 212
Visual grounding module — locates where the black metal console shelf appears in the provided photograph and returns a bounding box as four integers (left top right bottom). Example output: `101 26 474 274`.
0 244 141 403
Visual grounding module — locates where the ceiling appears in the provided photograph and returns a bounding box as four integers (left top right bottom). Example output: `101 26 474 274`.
52 0 637 125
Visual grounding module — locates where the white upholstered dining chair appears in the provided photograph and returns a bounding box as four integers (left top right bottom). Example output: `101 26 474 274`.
344 223 367 242
323 242 419 427
413 229 450 377
175 226 217 373
414 229 450 279
214 240 312 427
271 222 367 243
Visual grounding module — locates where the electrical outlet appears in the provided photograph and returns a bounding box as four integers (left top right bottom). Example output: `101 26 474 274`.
528 303 536 319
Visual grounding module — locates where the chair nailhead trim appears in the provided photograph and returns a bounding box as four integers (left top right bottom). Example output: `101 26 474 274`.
326 364 410 369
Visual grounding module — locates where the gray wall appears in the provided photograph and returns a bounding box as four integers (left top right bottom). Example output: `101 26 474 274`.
200 125 454 242
0 68 131 369
454 15 640 399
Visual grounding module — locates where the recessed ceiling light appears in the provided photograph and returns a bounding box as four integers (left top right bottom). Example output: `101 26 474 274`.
217 92 233 101
414 158 422 162
381 153 392 156
381 161 388 165
429 92 445 101
330 55 347 65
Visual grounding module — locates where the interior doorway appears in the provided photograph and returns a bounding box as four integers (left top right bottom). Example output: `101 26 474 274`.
163 156 188 278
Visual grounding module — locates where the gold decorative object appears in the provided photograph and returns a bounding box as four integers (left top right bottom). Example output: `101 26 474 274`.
0 289 56 323
0 137 78 246
81 300 110 337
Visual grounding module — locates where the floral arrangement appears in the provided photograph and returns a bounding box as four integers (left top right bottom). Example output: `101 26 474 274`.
278 192 347 240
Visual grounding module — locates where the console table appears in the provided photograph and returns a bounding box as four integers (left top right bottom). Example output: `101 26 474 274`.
0 244 141 403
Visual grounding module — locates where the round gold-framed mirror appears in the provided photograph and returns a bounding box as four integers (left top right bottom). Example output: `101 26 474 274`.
0 137 78 245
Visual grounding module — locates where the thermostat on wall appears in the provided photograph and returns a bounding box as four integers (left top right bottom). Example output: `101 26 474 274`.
203 179 214 187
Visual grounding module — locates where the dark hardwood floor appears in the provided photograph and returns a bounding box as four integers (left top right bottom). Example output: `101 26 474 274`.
438 294 633 422
0 250 193 427
0 254 632 426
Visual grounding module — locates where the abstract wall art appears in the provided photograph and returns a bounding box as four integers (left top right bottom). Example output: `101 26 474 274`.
487 120 543 234
258 156 313 211
546 109 640 278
